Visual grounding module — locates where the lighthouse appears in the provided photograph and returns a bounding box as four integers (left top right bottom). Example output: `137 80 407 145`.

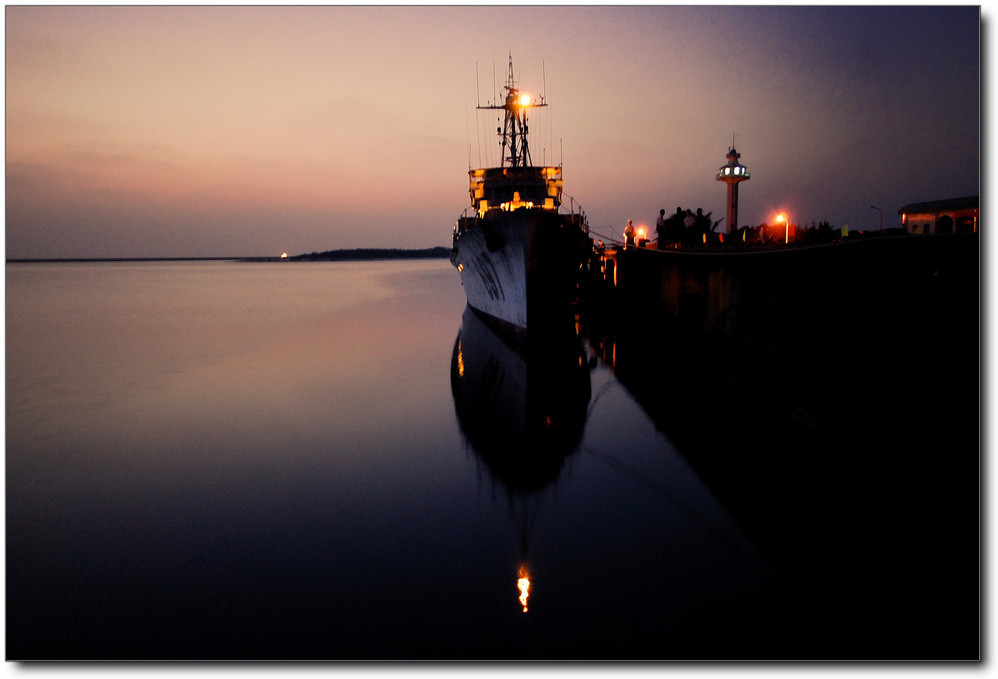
716 146 750 236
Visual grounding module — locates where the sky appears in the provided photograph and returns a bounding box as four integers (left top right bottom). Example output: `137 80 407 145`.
4 4 981 258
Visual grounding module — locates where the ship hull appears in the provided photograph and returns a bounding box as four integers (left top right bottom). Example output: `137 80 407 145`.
450 209 588 342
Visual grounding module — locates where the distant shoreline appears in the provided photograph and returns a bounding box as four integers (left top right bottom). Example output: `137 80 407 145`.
287 246 451 262
7 247 452 264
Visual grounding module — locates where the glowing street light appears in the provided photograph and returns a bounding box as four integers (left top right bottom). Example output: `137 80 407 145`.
776 212 790 244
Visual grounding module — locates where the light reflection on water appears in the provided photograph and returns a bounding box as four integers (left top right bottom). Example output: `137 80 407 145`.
448 303 776 645
7 260 488 659
7 258 975 660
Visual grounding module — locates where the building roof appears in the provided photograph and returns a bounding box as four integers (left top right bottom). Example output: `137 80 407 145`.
897 195 979 215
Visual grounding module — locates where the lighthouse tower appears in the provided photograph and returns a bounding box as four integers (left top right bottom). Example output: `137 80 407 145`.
716 146 750 236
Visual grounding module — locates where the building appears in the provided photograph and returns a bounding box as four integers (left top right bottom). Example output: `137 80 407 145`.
897 196 978 234
716 146 750 236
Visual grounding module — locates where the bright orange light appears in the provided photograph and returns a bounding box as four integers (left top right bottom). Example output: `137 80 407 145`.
637 227 647 239
775 213 790 243
280 252 289 258
518 93 531 107
517 564 531 613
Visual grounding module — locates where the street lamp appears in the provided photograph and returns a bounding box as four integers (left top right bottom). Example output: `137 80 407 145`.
776 213 789 244
871 205 883 231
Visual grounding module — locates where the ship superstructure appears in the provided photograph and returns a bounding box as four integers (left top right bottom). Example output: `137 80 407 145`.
451 56 590 342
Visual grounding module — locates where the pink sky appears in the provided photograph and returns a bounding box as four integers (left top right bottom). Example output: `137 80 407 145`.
5 5 980 258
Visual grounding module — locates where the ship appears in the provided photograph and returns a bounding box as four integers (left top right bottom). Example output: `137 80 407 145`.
451 56 592 343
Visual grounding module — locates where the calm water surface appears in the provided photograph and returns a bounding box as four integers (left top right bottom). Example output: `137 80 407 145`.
6 259 978 660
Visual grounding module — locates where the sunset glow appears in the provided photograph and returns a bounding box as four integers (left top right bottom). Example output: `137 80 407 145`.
4 6 978 258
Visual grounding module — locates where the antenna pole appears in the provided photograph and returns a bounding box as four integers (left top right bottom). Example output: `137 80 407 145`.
542 60 547 103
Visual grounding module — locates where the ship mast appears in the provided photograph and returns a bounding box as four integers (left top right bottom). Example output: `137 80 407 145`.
479 54 546 169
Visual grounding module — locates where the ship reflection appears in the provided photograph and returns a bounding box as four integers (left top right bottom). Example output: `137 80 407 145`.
450 306 592 612
450 306 591 491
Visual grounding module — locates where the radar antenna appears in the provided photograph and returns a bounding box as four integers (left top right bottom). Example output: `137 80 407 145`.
477 54 547 168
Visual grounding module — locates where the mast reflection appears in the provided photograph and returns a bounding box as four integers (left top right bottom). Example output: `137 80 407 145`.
450 305 592 612
517 563 531 613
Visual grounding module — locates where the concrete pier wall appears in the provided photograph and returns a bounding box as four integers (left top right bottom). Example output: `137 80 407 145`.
583 232 979 440
602 233 978 363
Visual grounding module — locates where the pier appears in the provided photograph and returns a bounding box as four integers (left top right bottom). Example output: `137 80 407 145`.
579 232 980 659
593 233 976 351
585 233 977 412
581 231 979 458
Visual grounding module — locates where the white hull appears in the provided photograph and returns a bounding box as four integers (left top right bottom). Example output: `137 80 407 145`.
453 213 530 332
451 209 586 341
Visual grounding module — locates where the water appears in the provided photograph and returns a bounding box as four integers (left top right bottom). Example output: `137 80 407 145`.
5 259 978 660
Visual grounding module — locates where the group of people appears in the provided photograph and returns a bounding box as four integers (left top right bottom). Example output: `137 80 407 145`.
655 207 716 247
618 206 720 249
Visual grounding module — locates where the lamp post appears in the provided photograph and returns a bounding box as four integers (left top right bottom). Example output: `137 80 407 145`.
871 205 883 231
776 213 789 244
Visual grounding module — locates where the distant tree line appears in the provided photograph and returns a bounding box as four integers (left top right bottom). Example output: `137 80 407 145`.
731 219 908 246
290 247 451 261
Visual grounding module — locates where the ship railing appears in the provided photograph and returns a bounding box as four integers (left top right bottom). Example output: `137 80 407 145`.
453 207 478 243
454 198 590 243
562 194 589 235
